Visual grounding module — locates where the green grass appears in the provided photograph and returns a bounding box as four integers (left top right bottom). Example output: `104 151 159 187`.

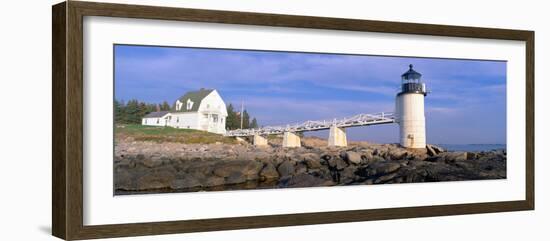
116 124 237 144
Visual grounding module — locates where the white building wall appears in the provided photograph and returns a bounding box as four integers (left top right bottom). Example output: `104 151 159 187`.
396 93 426 148
142 117 168 126
196 90 228 134
167 112 200 129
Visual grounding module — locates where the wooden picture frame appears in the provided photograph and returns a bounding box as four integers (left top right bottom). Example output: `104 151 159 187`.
52 1 534 240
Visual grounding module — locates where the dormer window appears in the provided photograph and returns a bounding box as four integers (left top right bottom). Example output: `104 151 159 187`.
186 99 194 110
175 100 183 111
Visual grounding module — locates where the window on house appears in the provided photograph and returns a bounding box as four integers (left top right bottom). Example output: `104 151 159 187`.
212 114 218 123
177 117 179 123
156 119 159 124
186 99 194 110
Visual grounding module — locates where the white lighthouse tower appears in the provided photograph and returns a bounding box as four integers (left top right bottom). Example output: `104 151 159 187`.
395 64 428 149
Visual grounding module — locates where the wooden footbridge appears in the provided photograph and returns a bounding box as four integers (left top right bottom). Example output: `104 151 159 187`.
224 112 395 147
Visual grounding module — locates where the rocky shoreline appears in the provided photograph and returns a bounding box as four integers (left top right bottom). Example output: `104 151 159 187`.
114 138 506 195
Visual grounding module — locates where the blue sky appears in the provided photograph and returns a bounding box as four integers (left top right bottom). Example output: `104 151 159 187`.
114 45 507 144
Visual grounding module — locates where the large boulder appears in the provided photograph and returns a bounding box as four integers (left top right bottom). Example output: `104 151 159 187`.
142 155 165 168
342 151 362 165
368 162 401 176
203 176 225 187
136 167 176 190
375 173 398 184
277 160 295 177
170 177 202 189
295 163 308 175
185 162 214 176
225 172 248 185
426 145 437 156
260 162 280 181
339 166 360 184
282 173 334 188
442 152 468 162
388 148 408 160
212 160 263 178
327 157 348 170
300 153 322 169
114 169 135 190
360 150 374 163
426 144 446 155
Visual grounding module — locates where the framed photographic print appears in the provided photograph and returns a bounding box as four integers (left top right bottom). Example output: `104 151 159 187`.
52 1 534 240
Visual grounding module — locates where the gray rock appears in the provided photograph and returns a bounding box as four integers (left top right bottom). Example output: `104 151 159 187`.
361 151 374 163
426 145 437 156
135 154 145 161
340 166 359 184
343 151 362 165
225 172 247 185
295 163 308 174
408 149 428 161
327 157 348 170
301 153 322 169
428 144 446 154
186 162 214 175
114 169 135 190
170 177 202 189
277 160 295 177
260 162 279 181
442 152 468 162
212 160 262 178
388 148 408 160
370 162 401 176
137 168 176 190
142 156 164 168
375 173 398 184
321 154 332 161
203 176 225 187
284 173 334 188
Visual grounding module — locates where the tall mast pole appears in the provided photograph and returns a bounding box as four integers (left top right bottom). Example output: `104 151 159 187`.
240 100 244 129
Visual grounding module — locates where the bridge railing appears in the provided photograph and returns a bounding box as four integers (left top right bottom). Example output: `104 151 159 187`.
225 112 395 137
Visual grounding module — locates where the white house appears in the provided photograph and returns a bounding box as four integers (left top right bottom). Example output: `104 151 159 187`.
141 111 170 126
142 89 228 134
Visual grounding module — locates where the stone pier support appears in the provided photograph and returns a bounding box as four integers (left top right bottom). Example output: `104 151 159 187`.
253 135 268 147
282 132 301 148
328 126 347 147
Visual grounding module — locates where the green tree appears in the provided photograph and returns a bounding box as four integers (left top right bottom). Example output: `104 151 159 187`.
242 110 250 129
226 104 239 130
161 101 171 111
250 118 258 129
114 99 125 124
124 99 140 124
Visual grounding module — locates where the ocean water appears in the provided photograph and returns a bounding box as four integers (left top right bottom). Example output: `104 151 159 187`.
437 144 506 152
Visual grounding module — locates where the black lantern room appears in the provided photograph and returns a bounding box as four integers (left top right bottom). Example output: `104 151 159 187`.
398 64 427 96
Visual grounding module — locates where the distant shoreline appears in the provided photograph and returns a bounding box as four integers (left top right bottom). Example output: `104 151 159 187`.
437 144 506 152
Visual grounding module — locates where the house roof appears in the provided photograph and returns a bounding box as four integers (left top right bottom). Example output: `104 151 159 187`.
174 88 214 112
143 111 170 118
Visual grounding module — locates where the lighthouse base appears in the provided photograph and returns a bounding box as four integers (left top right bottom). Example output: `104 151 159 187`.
399 120 426 149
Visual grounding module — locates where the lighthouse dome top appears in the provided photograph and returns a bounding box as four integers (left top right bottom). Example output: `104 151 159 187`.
401 64 422 81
